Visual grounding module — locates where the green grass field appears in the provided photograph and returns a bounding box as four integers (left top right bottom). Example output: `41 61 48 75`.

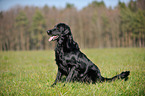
0 48 145 96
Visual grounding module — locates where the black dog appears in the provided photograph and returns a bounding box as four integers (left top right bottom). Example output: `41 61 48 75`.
47 23 130 86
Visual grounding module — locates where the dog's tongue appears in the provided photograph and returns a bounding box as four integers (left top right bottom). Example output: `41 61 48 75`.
48 36 57 42
48 36 54 42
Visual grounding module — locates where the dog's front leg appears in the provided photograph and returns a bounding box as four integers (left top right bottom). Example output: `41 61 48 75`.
51 69 62 87
66 66 76 82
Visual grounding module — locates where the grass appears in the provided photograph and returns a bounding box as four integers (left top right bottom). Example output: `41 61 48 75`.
0 48 145 96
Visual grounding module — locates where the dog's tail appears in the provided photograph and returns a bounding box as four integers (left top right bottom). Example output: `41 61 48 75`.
101 71 130 82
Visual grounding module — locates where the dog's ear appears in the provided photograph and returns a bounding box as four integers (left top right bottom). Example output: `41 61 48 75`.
59 26 69 35
64 29 70 35
60 27 64 32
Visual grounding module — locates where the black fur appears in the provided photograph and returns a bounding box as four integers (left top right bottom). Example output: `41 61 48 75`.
47 23 130 87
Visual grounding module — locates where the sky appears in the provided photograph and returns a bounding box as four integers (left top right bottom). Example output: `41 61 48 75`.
0 0 131 11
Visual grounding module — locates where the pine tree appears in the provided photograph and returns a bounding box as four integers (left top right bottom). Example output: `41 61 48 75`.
134 9 145 47
32 10 46 50
15 11 29 50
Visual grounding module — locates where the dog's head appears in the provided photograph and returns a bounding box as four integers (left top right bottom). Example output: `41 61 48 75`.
47 23 71 42
47 23 79 50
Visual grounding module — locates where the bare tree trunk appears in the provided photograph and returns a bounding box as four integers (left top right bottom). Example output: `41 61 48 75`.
128 32 132 47
117 36 120 47
43 36 48 50
0 41 2 51
139 32 142 48
125 32 128 47
143 33 144 47
26 36 29 50
112 33 116 47
133 36 136 47
106 34 110 48
121 36 124 47
20 28 25 50
79 15 84 48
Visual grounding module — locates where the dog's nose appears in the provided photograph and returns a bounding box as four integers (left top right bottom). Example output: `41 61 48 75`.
47 30 51 35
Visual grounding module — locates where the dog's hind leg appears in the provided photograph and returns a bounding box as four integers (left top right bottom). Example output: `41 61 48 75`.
66 66 78 82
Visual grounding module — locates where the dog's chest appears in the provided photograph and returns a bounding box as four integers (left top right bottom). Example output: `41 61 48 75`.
55 48 71 75
55 48 67 66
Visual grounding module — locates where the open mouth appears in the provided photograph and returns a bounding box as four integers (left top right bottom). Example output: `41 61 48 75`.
48 36 59 42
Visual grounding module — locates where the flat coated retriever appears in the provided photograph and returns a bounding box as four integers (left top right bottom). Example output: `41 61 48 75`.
47 23 130 87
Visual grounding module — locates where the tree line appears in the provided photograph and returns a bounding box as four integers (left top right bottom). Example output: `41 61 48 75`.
0 0 145 51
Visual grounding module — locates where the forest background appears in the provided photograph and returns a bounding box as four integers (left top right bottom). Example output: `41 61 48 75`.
0 0 145 51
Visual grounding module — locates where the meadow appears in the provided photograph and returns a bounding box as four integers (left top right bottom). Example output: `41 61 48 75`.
0 48 145 96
